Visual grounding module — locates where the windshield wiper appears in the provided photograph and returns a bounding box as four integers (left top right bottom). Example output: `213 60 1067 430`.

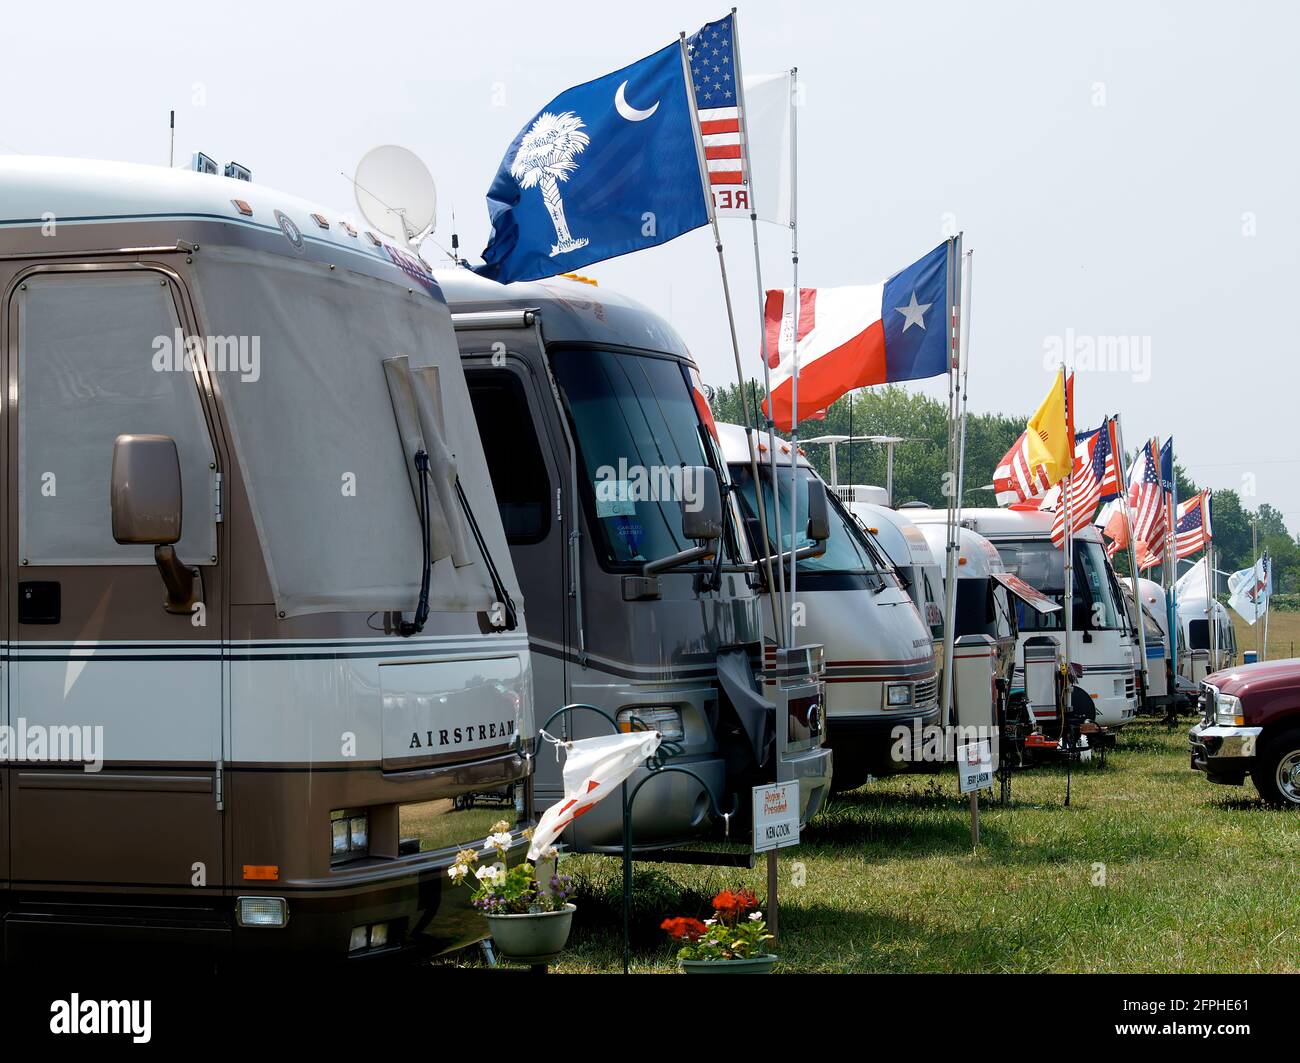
456 477 519 631
399 450 433 638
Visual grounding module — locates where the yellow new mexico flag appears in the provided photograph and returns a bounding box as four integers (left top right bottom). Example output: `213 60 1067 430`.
1025 368 1073 486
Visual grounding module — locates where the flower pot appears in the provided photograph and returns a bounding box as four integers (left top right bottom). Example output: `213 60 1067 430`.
678 954 778 974
485 904 576 964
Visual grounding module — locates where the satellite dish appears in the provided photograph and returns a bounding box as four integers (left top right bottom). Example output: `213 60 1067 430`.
352 145 437 244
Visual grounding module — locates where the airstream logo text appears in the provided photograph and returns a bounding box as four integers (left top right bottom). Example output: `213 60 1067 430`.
152 329 261 382
594 460 705 515
0 717 103 772
409 718 516 751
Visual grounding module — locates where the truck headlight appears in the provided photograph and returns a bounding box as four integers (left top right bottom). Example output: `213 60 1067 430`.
617 706 684 741
1215 694 1245 727
886 683 913 707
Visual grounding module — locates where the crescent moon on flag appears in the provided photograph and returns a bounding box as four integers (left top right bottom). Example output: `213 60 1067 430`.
614 81 659 122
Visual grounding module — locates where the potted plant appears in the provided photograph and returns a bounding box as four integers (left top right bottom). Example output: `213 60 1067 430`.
662 888 777 973
449 823 575 964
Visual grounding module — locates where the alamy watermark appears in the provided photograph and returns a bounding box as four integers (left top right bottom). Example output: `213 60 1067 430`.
594 460 706 514
152 328 261 383
0 717 104 772
1042 329 1151 383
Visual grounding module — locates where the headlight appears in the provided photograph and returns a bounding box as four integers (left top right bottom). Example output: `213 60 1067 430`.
1216 693 1245 727
886 683 913 707
617 706 684 740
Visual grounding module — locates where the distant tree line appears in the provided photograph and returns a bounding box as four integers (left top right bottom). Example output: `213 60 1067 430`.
709 381 1299 603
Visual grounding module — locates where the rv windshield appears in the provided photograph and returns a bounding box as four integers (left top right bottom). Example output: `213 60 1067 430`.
994 538 1124 632
549 348 738 568
729 465 886 583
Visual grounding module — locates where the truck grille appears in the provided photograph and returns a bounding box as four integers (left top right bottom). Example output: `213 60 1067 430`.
915 675 939 709
1200 683 1216 724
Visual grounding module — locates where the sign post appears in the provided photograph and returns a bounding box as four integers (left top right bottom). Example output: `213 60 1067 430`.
753 780 800 946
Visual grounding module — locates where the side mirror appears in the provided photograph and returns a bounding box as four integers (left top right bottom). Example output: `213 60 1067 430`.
805 478 830 542
111 434 182 545
681 466 723 542
111 434 199 614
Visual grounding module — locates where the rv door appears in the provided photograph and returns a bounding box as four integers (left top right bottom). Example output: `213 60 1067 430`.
463 359 570 700
8 267 224 892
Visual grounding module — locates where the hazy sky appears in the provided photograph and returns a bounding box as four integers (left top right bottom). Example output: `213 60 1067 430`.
3 0 1296 531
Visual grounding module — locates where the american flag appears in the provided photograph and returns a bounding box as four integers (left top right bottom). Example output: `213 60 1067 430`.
686 15 748 201
993 430 1055 505
1175 490 1212 559
1040 418 1115 546
1129 437 1167 567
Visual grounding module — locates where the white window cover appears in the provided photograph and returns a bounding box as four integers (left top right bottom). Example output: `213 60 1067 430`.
191 246 519 618
18 273 217 566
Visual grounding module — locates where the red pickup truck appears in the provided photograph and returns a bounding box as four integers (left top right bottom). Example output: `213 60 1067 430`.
1189 659 1300 807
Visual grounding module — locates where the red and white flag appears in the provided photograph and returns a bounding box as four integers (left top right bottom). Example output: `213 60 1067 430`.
994 431 1055 505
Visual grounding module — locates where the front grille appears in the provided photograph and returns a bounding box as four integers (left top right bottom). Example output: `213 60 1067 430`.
914 675 939 709
1125 674 1136 698
1200 683 1216 724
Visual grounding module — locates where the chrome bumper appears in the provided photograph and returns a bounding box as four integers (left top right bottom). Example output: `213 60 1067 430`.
1189 721 1262 771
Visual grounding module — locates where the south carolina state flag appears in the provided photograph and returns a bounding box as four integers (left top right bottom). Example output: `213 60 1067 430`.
476 41 709 284
763 242 952 429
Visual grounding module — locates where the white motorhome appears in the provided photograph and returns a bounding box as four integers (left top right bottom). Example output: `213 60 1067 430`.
911 522 1019 724
1176 594 1238 683
0 157 536 961
851 502 946 655
717 425 938 790
1122 577 1173 709
912 508 1139 729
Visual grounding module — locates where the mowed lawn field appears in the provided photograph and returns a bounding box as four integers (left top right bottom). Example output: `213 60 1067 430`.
525 718 1299 973
1230 609 1300 665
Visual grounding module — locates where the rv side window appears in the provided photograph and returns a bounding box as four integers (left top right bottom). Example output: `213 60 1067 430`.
17 272 217 565
466 370 551 545
1188 618 1210 650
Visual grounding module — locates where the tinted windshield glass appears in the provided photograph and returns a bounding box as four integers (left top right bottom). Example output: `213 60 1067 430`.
730 464 883 576
549 348 733 567
995 537 1123 632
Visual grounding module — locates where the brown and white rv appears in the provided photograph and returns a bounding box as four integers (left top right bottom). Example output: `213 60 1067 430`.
0 157 534 961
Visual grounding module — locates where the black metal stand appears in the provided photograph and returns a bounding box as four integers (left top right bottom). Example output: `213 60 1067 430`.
536 703 737 975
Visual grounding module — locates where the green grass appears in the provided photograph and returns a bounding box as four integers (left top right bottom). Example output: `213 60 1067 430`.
535 721 1299 973
1230 609 1299 664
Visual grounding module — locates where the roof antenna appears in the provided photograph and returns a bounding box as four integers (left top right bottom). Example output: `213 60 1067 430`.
450 205 460 265
169 110 175 168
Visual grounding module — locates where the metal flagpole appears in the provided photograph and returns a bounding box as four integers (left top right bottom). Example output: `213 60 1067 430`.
786 66 801 646
678 32 779 638
1165 441 1178 679
1061 372 1074 730
1252 517 1261 656
1112 416 1149 699
1202 492 1217 671
728 13 788 643
937 235 962 733
1262 552 1271 661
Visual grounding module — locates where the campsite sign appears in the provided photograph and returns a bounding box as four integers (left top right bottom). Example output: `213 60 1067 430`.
753 781 800 853
957 739 995 794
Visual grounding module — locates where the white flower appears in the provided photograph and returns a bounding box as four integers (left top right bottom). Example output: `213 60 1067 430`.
748 912 763 921
704 918 717 926
544 845 560 860
485 831 513 853
448 863 468 882
474 862 506 886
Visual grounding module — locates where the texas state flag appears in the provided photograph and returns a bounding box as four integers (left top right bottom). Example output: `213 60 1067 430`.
763 242 953 429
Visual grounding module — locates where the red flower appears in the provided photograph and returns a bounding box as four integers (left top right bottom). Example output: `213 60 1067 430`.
660 917 708 941
711 887 761 923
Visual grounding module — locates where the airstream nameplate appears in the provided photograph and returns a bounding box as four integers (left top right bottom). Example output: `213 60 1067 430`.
380 656 526 772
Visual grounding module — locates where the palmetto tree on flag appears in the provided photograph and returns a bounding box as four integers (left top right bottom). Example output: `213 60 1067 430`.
510 111 591 257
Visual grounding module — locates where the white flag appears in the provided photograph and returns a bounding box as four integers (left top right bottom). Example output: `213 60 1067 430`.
526 730 662 860
715 72 795 225
1227 557 1271 625
1173 556 1207 600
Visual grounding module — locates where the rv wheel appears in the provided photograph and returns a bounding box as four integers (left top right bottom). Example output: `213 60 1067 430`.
1251 729 1300 808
